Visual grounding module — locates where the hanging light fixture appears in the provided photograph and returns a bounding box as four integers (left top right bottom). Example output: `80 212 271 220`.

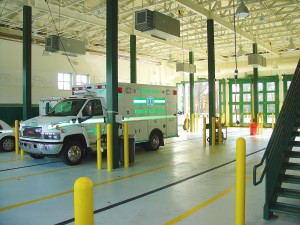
167 54 174 63
287 38 296 51
236 0 249 18
237 44 245 56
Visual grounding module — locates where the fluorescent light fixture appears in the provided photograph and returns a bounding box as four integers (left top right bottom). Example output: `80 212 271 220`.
287 38 296 51
236 1 249 18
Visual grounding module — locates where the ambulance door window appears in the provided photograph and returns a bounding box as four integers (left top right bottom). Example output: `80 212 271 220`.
92 99 103 116
82 101 92 117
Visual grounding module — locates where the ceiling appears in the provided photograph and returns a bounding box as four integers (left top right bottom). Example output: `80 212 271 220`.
0 0 299 72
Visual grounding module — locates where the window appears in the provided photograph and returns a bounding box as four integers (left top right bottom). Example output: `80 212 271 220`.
58 73 71 90
82 100 103 117
76 74 89 85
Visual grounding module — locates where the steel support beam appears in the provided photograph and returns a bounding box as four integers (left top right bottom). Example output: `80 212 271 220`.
23 5 32 120
207 19 216 145
106 0 119 168
189 51 194 132
253 43 259 123
130 35 137 83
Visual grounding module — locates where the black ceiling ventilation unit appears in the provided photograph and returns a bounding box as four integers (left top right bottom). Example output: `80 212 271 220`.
135 9 180 40
45 35 86 56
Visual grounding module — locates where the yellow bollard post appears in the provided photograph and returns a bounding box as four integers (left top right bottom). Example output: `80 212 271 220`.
235 137 246 225
14 120 19 154
124 122 129 168
185 114 189 132
218 118 222 145
96 124 102 170
258 114 262 134
107 124 113 172
257 114 261 135
195 114 198 132
212 117 215 146
203 117 206 147
74 177 94 225
191 114 194 132
271 113 275 130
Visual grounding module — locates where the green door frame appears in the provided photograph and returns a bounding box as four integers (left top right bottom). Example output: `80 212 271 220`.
228 76 279 127
229 78 252 127
258 76 279 127
218 79 226 124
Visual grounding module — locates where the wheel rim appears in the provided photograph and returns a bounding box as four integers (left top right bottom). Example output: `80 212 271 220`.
151 135 160 149
67 145 82 162
3 139 14 151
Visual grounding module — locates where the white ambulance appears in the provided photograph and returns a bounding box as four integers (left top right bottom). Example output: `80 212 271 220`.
19 83 178 165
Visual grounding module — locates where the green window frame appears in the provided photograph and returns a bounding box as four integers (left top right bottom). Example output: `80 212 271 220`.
282 74 293 98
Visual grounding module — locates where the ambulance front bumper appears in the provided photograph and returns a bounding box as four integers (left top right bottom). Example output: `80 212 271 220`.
19 140 63 155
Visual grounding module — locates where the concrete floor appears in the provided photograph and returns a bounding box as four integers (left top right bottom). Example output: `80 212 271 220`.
0 127 299 225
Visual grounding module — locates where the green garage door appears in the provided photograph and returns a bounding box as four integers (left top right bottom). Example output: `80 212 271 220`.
229 76 279 127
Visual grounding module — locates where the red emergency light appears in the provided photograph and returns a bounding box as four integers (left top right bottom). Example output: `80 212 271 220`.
96 85 106 89
72 87 84 91
173 90 177 95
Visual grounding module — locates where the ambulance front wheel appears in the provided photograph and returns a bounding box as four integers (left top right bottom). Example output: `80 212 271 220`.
61 141 84 166
147 131 161 151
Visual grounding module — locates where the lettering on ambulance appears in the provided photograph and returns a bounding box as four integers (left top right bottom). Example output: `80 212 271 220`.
140 89 160 95
24 123 39 127
133 97 166 115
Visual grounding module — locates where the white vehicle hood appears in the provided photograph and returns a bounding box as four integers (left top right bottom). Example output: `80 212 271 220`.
0 120 14 138
21 116 77 131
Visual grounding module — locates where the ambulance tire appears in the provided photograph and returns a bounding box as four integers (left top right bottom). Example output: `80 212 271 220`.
61 141 84 166
0 136 15 152
146 131 161 151
29 153 45 159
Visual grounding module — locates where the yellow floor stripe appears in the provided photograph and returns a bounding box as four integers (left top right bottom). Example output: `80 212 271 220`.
0 143 241 212
1 190 73 211
164 175 253 225
0 163 176 212
0 163 93 182
0 157 31 163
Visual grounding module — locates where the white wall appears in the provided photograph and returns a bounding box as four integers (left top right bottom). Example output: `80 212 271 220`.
0 39 177 104
0 39 298 106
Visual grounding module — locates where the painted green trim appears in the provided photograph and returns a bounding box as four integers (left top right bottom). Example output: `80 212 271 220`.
0 104 39 107
133 97 166 106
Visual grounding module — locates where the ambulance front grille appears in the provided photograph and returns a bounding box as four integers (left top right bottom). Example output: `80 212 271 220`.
23 127 42 139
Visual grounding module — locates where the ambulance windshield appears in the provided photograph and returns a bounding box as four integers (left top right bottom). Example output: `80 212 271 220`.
47 99 86 117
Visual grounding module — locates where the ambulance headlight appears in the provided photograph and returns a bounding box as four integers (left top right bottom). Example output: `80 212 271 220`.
43 132 61 140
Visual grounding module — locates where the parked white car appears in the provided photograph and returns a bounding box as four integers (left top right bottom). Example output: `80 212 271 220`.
0 120 15 152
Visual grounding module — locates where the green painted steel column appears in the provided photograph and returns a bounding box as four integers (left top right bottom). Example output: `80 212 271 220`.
106 0 119 168
189 51 194 132
207 19 216 145
23 5 32 120
253 43 258 123
130 35 137 83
